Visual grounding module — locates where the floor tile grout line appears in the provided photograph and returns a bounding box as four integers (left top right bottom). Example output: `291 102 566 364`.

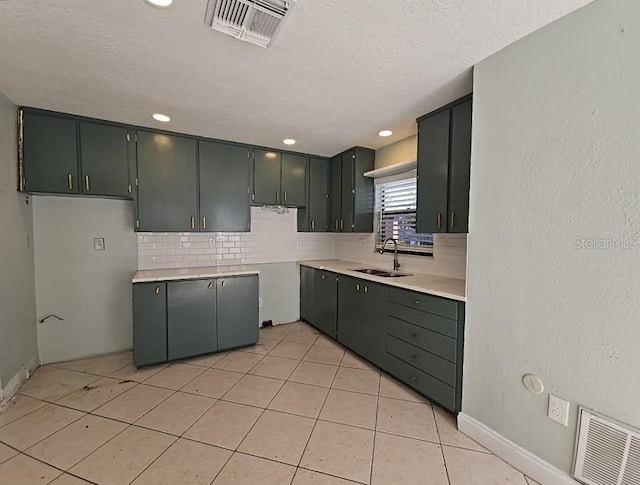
369 368 382 484
431 403 453 485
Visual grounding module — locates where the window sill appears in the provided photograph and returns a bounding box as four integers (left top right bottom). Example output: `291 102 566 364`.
377 248 433 258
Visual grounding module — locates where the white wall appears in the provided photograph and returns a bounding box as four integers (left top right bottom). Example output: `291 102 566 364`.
33 197 137 364
0 91 39 400
375 135 417 169
464 0 640 474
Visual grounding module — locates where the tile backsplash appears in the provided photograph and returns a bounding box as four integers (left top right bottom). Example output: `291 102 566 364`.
138 206 467 280
137 207 337 270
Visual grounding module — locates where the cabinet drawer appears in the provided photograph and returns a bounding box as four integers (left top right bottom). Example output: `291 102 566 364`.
387 318 457 363
387 287 458 320
386 336 456 386
387 302 457 338
385 354 456 411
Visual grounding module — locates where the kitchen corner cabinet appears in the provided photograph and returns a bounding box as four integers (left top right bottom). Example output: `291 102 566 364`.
253 150 307 207
298 157 330 232
21 109 132 197
300 266 338 338
199 140 251 232
337 276 387 366
133 274 259 367
416 96 472 234
330 147 375 233
136 131 198 232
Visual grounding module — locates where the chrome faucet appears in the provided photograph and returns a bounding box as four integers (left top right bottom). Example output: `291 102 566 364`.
379 238 400 271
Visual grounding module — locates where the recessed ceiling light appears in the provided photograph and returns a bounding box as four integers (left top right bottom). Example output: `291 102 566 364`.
378 130 393 137
152 113 171 122
283 139 296 146
143 0 173 8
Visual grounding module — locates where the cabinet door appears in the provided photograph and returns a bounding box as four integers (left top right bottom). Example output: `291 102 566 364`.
337 276 363 351
353 149 375 233
167 280 217 360
133 283 167 367
281 153 306 206
341 152 355 232
308 157 330 232
199 140 251 232
23 112 78 194
318 271 338 339
80 122 130 197
448 99 472 233
136 131 198 232
254 149 281 205
330 155 342 232
300 266 314 323
217 275 259 350
416 110 450 233
360 282 388 369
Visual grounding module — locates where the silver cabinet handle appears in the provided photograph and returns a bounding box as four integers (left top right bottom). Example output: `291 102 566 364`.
284 191 287 203
202 216 207 230
356 284 360 291
437 213 442 229
340 219 344 231
311 219 315 231
155 287 160 294
67 173 73 190
335 220 339 231
451 211 456 229
84 175 90 191
276 191 280 204
364 286 368 293
208 281 213 289
191 216 196 230
321 274 325 280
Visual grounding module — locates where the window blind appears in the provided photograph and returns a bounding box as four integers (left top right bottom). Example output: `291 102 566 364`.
375 177 433 255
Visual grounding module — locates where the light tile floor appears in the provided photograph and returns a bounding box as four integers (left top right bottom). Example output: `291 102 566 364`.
0 321 539 485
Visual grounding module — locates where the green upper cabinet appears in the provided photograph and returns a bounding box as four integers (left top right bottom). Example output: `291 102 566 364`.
281 153 306 206
79 122 130 197
330 147 375 233
448 99 472 233
253 150 308 207
253 149 282 205
199 140 251 232
416 95 472 234
136 131 198 232
416 109 450 233
330 155 342 232
22 111 79 194
298 157 329 232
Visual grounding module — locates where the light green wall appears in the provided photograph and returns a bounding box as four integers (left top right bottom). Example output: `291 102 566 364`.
0 92 38 393
465 0 640 473
33 196 137 363
374 135 417 169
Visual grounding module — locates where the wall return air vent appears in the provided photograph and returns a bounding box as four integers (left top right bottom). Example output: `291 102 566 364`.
204 0 296 48
573 408 640 485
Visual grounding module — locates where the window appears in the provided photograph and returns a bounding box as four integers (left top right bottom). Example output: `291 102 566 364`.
375 176 433 255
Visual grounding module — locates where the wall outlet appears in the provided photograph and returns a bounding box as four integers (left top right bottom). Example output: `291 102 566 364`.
548 394 570 426
93 238 105 251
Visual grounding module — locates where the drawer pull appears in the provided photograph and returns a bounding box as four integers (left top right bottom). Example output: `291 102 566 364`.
364 286 368 293
356 284 360 291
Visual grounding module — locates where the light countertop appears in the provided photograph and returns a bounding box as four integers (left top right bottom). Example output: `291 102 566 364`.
133 265 259 283
299 260 466 302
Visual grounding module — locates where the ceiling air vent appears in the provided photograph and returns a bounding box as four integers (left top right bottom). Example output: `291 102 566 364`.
574 408 640 485
204 0 296 48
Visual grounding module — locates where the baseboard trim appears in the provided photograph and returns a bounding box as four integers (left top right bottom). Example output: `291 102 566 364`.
0 356 40 409
457 413 579 485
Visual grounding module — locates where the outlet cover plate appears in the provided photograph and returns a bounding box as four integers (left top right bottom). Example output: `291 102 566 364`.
548 394 570 426
94 238 105 251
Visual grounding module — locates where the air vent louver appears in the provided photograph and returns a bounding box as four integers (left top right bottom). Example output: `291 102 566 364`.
204 0 296 48
574 408 640 485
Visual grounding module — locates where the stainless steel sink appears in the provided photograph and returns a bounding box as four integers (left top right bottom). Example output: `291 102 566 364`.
353 268 412 278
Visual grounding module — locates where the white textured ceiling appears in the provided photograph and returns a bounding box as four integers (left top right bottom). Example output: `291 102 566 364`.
0 0 592 156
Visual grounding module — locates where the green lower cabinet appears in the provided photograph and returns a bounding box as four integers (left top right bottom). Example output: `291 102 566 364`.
217 275 259 350
337 276 387 366
133 274 259 367
133 282 168 367
300 266 337 338
167 280 217 360
300 267 465 412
